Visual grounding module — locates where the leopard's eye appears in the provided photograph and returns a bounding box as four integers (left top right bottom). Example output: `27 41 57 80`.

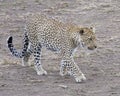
79 29 84 35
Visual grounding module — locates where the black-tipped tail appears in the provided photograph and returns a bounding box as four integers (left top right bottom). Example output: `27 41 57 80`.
7 36 22 58
7 36 13 48
7 36 13 44
7 34 30 58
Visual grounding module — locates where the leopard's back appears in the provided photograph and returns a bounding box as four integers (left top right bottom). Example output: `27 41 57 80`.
25 14 73 51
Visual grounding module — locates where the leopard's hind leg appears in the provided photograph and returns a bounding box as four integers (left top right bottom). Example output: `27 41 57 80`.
22 51 31 66
22 42 33 66
21 32 32 66
33 43 47 75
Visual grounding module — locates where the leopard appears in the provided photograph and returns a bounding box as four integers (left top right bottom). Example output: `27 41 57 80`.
7 14 97 83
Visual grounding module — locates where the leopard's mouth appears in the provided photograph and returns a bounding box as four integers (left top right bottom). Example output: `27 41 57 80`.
80 42 97 50
88 46 97 50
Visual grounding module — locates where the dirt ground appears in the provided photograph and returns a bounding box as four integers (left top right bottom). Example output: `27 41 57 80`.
0 0 120 96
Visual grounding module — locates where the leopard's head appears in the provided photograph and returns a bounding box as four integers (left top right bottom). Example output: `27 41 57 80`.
78 27 97 50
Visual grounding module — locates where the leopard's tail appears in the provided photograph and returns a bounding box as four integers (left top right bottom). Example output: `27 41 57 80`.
7 32 29 58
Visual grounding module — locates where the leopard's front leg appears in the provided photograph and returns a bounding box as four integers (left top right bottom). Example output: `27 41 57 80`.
60 50 86 83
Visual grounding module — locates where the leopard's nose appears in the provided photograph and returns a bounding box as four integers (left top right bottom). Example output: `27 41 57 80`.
94 45 97 48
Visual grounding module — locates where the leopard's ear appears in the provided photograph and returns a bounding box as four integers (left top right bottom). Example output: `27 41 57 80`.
79 29 84 35
90 27 95 33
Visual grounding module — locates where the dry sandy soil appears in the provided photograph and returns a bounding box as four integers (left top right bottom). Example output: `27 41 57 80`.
0 0 120 96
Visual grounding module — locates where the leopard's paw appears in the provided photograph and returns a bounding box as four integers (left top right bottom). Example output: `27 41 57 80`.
36 69 47 75
75 74 86 83
59 71 67 76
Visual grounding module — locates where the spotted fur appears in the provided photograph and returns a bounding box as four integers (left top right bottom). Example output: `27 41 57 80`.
7 14 97 83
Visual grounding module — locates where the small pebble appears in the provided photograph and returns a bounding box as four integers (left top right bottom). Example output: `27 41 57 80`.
58 84 68 89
